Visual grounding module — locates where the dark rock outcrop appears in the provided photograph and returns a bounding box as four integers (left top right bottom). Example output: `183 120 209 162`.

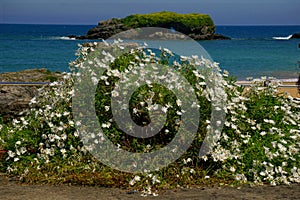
75 18 130 40
0 69 62 121
211 34 231 40
292 33 300 39
0 84 37 121
71 12 230 41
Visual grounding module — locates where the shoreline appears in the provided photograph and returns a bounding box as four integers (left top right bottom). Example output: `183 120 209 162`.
0 68 298 82
236 78 299 84
237 79 299 98
0 69 299 99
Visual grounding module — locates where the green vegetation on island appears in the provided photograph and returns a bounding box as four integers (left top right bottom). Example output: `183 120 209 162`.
122 11 215 32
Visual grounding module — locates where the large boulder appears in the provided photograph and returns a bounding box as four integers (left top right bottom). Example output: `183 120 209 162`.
72 11 230 40
0 69 62 121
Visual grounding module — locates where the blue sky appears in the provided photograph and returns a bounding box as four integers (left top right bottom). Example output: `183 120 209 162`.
1 0 300 25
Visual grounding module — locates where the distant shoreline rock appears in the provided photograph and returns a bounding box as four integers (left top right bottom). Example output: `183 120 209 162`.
292 33 300 39
71 11 230 41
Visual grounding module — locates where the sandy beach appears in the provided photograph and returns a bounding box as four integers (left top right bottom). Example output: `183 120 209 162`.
278 81 300 98
237 80 300 98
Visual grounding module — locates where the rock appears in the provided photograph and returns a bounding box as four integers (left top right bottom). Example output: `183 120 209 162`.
74 12 230 41
0 85 37 122
67 35 78 39
75 18 130 40
212 34 231 40
292 33 300 39
0 69 62 121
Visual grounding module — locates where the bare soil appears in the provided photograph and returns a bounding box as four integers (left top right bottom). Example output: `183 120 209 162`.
1 175 300 200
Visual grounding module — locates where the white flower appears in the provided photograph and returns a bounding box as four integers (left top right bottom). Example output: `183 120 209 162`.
161 106 168 113
60 149 66 154
133 108 138 114
152 175 160 184
264 119 275 125
76 121 81 126
129 175 141 186
270 180 276 186
134 175 141 182
104 106 110 111
12 119 20 125
69 120 74 126
176 111 182 115
44 148 51 155
8 150 15 158
129 179 136 186
74 131 79 137
224 121 230 127
57 142 64 148
91 77 98 85
201 155 208 161
30 97 37 104
20 147 27 154
277 143 287 152
235 174 247 182
102 122 111 128
111 90 119 97
260 131 267 136
230 166 236 172
176 99 182 107
231 124 237 130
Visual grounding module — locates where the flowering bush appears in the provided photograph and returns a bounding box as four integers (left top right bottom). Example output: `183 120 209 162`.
209 79 300 186
0 41 299 194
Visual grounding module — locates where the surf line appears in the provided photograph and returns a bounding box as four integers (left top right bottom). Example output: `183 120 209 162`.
272 34 293 40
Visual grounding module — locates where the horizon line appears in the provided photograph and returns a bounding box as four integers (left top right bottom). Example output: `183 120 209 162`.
1 22 300 26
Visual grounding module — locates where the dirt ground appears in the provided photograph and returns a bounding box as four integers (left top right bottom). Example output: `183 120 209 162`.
1 175 300 200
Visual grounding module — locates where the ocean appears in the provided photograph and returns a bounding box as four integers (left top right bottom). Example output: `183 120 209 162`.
0 24 300 80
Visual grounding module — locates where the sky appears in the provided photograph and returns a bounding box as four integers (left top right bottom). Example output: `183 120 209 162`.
1 0 300 25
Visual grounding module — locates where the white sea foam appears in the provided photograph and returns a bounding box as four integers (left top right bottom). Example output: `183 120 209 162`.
59 36 76 40
277 78 298 82
272 34 293 40
237 78 298 84
47 36 76 40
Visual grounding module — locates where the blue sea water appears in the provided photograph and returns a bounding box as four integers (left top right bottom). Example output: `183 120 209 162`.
0 24 300 80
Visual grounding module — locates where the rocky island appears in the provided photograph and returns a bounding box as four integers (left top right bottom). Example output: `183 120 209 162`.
72 11 230 40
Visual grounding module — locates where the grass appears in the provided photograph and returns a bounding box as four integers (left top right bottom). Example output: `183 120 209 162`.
121 11 215 34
